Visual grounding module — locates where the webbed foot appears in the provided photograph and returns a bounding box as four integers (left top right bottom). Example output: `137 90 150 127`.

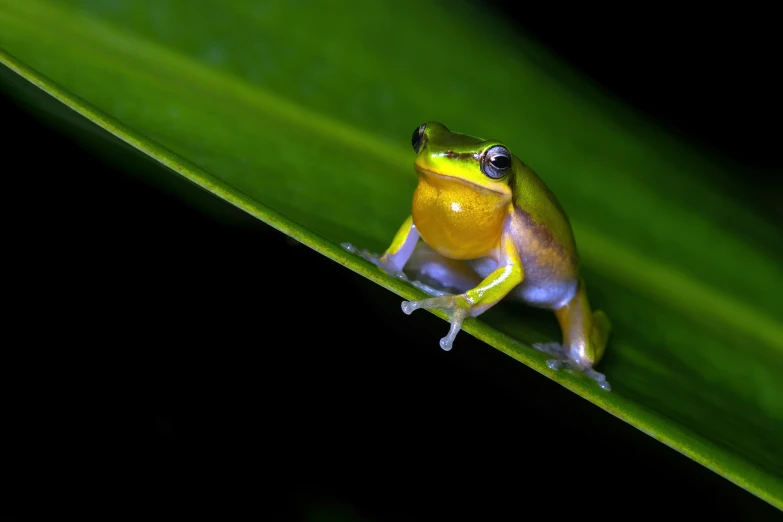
401 294 473 351
532 342 611 391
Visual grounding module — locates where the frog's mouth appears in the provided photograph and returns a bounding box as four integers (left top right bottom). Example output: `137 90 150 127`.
414 165 510 196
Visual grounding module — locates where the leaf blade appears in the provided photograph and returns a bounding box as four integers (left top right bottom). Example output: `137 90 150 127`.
2 0 781 509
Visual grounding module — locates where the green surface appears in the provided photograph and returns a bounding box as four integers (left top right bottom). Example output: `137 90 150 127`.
1 0 781 508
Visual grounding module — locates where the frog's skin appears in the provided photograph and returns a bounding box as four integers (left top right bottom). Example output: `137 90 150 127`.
342 122 612 390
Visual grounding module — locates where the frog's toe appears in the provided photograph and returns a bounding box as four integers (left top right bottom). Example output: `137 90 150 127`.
401 294 453 315
340 242 377 264
544 356 583 375
401 295 468 351
532 342 565 358
584 368 611 391
341 242 404 278
437 307 468 351
340 242 361 254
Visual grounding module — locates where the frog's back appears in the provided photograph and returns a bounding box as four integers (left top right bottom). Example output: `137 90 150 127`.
511 163 577 259
506 161 579 308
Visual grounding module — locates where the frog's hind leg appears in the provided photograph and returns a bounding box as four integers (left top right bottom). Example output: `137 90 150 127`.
401 241 482 297
534 279 613 391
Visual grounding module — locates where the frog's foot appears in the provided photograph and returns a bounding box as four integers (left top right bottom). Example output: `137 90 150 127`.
532 342 611 391
341 242 407 280
341 242 452 297
401 294 471 351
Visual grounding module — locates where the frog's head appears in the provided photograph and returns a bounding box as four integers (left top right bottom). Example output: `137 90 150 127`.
411 121 514 197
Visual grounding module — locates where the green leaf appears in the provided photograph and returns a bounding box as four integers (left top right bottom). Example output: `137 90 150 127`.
2 0 781 508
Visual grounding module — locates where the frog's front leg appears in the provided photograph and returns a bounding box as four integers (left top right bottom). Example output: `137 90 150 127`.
534 278 613 391
402 233 523 351
341 216 419 277
342 216 480 297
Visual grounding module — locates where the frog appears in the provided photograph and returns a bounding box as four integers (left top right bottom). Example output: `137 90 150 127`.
342 122 612 391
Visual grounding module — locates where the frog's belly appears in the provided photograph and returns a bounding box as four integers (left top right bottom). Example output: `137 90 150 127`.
467 255 578 310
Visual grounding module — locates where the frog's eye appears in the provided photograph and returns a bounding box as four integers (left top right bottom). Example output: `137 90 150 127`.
411 123 427 153
482 146 512 179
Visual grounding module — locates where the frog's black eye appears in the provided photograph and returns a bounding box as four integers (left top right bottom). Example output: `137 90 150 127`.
412 123 427 153
482 145 512 179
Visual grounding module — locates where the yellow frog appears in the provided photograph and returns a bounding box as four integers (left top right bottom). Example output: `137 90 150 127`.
343 122 612 390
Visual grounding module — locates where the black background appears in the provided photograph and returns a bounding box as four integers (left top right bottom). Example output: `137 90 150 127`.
2 3 781 521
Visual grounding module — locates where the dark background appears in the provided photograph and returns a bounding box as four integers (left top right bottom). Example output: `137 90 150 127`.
3 3 781 521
